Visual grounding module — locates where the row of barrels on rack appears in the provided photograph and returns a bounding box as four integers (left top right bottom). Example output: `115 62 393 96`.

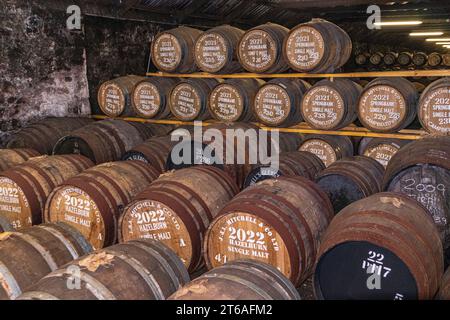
98 74 450 135
355 51 450 69
150 19 351 75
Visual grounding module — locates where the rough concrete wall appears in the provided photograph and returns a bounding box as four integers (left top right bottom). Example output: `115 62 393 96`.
0 0 90 146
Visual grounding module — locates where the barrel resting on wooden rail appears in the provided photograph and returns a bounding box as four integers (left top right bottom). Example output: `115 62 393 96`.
91 115 425 140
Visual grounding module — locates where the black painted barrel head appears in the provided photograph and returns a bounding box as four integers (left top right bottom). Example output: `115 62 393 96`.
317 174 365 214
314 241 418 300
165 140 223 171
243 166 282 189
121 151 149 164
52 136 96 164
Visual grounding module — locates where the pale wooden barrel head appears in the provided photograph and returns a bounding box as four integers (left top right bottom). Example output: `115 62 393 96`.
209 83 244 122
97 82 126 117
151 33 182 72
238 29 277 73
302 85 345 129
0 177 32 230
170 83 202 121
254 84 291 126
358 85 407 132
195 32 229 73
47 186 105 250
284 26 325 71
299 139 337 167
419 85 450 134
363 143 400 168
132 82 162 118
205 211 291 279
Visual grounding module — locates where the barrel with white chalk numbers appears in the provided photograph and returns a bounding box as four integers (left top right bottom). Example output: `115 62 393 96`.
298 135 354 167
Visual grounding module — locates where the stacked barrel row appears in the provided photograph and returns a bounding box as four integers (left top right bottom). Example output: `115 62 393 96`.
355 51 450 69
99 74 450 135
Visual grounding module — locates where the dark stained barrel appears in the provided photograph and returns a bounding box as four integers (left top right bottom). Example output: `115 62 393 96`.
205 176 333 286
383 52 398 66
254 78 310 127
412 52 428 68
0 149 40 171
355 53 369 66
45 161 160 250
358 137 410 168
316 155 385 213
284 19 352 73
301 79 362 130
418 77 450 134
238 23 289 74
119 166 239 273
151 26 203 73
383 136 450 249
7 118 93 155
428 53 443 67
0 155 94 229
0 223 92 300
53 119 171 164
397 52 413 66
369 52 384 66
97 75 146 117
18 240 189 300
437 268 450 300
314 192 444 300
131 77 179 119
278 132 304 153
443 54 450 67
298 135 354 167
170 78 220 121
243 151 324 188
194 25 245 74
209 78 263 122
169 260 300 300
358 77 418 133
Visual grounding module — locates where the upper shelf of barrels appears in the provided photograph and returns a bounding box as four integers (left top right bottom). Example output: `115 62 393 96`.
96 19 450 139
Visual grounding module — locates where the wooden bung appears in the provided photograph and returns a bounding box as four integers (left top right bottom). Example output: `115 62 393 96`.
254 78 310 127
7 117 93 155
97 75 146 117
131 77 179 119
45 161 160 250
383 136 450 249
169 260 300 300
18 240 189 300
151 26 203 73
315 192 444 300
204 176 334 286
298 135 354 167
418 77 450 134
194 25 245 74
301 78 362 130
208 78 264 122
284 19 352 73
238 23 289 74
358 77 418 133
119 166 239 273
0 155 94 230
358 137 410 168
0 149 40 172
316 155 385 213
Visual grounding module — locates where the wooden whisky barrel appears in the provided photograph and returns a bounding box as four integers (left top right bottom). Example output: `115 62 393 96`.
205 176 333 285
443 54 450 67
314 192 444 300
0 222 92 300
437 268 450 300
358 137 410 168
18 239 189 300
169 260 300 300
412 52 428 68
151 26 203 73
209 79 263 122
284 19 352 73
45 161 160 250
358 77 418 133
194 25 245 74
119 166 239 273
418 78 450 134
254 78 310 127
369 52 384 66
397 52 413 66
355 53 369 66
170 78 220 121
7 118 93 155
383 136 450 249
131 77 179 119
316 155 385 213
53 119 169 164
0 155 94 230
0 149 40 172
238 23 289 74
298 135 354 167
428 53 443 68
243 151 325 188
97 75 146 117
301 79 362 130
383 52 398 66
